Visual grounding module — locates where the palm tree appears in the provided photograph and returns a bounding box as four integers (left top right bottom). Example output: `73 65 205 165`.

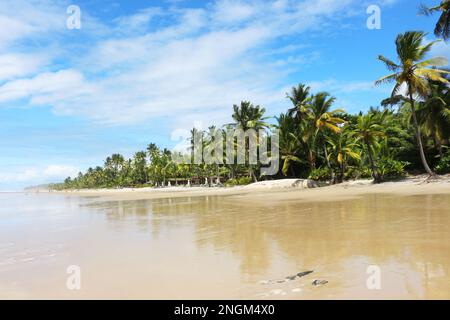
375 31 449 175
301 92 345 170
286 84 312 123
132 151 148 184
276 113 304 176
231 101 270 181
417 79 450 157
231 101 270 131
326 131 361 183
351 113 386 183
420 1 450 40
204 126 225 184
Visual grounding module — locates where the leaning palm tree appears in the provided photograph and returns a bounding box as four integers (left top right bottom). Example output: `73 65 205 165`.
375 31 449 175
420 1 450 40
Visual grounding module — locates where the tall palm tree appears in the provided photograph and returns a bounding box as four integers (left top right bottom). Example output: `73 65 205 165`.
231 101 270 131
231 101 269 181
204 126 225 184
420 1 450 40
351 113 386 183
309 92 345 134
375 31 449 175
286 84 312 123
275 113 304 176
301 92 345 170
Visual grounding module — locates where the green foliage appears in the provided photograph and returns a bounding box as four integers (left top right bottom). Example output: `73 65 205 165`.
344 166 372 180
224 176 253 187
53 72 450 190
378 158 409 181
308 167 332 181
435 151 450 174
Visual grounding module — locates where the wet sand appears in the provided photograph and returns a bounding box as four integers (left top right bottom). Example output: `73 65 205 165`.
2 178 450 299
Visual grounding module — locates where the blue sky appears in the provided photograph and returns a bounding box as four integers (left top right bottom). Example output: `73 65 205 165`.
0 0 449 190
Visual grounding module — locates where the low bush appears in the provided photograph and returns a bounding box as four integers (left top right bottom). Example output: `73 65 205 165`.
225 176 253 186
308 167 332 181
435 151 450 174
378 158 409 181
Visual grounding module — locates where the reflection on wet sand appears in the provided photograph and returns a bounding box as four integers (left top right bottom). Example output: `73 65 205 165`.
84 193 450 299
1 192 449 299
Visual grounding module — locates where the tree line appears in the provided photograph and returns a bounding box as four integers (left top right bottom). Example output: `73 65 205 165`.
51 2 450 190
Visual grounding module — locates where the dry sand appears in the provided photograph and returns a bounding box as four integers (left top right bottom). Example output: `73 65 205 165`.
49 174 450 202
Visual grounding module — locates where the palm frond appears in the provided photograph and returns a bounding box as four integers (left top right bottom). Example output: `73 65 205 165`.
378 55 400 71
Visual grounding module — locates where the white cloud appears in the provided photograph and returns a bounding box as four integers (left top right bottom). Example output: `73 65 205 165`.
0 0 65 48
0 165 79 184
0 0 364 126
0 69 94 104
43 165 79 178
0 53 48 82
429 40 450 61
212 0 258 24
113 7 164 33
309 79 381 93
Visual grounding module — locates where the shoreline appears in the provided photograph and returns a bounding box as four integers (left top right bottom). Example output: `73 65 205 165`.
31 174 450 202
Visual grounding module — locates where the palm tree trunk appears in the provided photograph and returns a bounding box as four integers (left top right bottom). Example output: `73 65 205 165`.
216 165 220 185
308 150 316 170
366 142 381 183
409 92 434 175
323 145 335 182
249 166 258 182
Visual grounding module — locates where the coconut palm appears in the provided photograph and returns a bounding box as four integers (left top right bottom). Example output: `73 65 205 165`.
351 113 386 183
420 1 450 40
286 84 312 123
326 131 361 183
204 126 225 185
375 31 449 175
276 113 304 176
231 101 270 131
132 151 148 184
230 101 270 181
301 92 345 170
417 79 450 157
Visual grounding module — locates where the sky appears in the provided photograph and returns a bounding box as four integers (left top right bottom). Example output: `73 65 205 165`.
0 0 449 191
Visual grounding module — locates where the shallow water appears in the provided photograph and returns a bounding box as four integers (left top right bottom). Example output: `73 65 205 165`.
0 192 449 299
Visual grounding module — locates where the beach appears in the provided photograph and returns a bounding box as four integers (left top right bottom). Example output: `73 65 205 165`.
1 176 450 299
49 175 450 202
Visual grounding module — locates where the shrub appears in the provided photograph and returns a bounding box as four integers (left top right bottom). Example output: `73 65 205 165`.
344 166 372 180
225 176 253 186
308 167 332 181
378 158 408 181
435 152 450 174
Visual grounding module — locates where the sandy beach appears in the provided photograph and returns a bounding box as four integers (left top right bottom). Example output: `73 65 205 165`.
1 175 448 299
49 175 450 203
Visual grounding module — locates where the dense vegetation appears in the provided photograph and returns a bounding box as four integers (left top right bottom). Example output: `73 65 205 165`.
51 3 450 190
